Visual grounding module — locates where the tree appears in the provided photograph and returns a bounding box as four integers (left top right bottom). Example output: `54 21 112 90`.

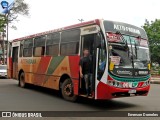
0 0 29 32
9 0 29 21
0 14 6 32
142 19 160 64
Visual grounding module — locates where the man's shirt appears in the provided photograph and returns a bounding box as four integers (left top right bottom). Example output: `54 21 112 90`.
79 56 92 74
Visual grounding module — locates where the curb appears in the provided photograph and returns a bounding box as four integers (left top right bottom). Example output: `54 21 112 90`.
150 80 160 84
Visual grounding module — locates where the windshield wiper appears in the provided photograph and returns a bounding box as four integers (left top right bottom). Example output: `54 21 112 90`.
116 31 126 43
134 36 141 60
134 42 138 59
116 31 130 57
128 36 135 75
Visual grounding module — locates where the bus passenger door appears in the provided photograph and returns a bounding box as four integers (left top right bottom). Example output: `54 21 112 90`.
80 25 101 97
12 47 19 79
95 34 107 99
80 34 96 96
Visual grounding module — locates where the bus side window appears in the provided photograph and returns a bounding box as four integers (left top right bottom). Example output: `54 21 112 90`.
34 35 46 57
46 44 59 56
61 42 79 55
23 39 33 57
46 33 60 56
34 47 45 57
60 29 80 56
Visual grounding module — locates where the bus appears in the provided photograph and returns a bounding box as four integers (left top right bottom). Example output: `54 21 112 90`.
7 19 151 101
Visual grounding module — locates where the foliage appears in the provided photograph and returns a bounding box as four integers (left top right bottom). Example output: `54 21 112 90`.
0 0 29 32
9 0 29 21
143 19 160 63
0 15 6 32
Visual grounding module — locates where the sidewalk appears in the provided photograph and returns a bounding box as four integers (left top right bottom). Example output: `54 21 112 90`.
151 77 160 84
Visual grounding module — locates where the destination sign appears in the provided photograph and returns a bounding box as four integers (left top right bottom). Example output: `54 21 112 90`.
104 20 148 39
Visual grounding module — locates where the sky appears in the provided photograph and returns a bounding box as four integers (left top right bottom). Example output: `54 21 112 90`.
8 0 160 40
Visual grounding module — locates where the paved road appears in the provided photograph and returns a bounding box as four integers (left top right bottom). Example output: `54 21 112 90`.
0 79 159 120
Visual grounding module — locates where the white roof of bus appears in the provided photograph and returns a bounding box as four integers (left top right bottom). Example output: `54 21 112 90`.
13 19 100 42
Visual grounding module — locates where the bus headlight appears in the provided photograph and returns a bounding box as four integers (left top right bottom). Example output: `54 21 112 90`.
107 80 123 88
108 80 114 86
142 80 150 87
117 82 123 88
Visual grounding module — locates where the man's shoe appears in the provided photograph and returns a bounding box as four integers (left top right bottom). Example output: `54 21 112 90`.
85 94 88 97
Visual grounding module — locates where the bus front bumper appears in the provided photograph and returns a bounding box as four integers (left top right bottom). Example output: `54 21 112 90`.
96 81 150 100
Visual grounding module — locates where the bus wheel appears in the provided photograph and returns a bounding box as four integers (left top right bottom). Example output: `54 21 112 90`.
19 72 26 88
61 79 77 102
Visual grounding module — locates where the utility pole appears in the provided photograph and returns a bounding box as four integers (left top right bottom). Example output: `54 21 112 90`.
5 12 9 64
2 30 6 64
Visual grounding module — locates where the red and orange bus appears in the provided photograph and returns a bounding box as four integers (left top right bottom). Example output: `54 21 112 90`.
7 19 151 101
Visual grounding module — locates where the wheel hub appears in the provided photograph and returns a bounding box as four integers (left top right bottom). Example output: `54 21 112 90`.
64 84 72 96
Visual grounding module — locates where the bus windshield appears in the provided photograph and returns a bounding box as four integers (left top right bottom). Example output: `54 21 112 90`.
109 43 133 69
107 33 150 77
130 45 150 69
125 36 150 69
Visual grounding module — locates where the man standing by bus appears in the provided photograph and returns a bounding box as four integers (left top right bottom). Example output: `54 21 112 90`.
79 48 93 97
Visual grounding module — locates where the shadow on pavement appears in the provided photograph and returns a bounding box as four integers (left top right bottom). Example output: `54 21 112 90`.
76 97 137 111
25 84 137 111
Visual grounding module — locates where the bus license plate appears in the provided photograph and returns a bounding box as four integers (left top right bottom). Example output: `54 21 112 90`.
128 89 136 94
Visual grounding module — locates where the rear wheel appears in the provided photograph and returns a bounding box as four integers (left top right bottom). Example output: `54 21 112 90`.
19 72 26 88
61 79 77 102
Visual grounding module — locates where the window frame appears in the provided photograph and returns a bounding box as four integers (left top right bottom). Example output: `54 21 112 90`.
60 29 80 56
61 29 80 43
23 39 33 48
19 40 24 57
46 44 59 56
33 35 46 57
23 48 33 57
46 32 60 56
60 41 79 56
23 39 33 57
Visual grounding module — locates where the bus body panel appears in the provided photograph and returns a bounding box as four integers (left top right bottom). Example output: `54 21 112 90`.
7 57 12 78
17 56 80 94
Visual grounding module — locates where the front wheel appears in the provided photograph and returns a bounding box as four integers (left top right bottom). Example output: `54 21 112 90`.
19 72 26 88
61 79 77 102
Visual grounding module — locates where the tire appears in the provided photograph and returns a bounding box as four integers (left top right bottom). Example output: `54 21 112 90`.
61 79 77 102
19 72 26 88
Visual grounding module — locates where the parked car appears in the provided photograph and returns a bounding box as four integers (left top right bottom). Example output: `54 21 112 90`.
0 65 7 78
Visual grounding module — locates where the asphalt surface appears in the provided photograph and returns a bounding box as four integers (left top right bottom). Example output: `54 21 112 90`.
0 79 160 120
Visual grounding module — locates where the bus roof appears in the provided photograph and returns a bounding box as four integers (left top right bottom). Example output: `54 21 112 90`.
13 19 100 42
12 19 148 42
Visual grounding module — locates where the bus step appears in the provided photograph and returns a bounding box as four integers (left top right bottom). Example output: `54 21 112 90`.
79 94 94 99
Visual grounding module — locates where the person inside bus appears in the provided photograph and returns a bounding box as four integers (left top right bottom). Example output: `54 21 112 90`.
79 48 93 97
